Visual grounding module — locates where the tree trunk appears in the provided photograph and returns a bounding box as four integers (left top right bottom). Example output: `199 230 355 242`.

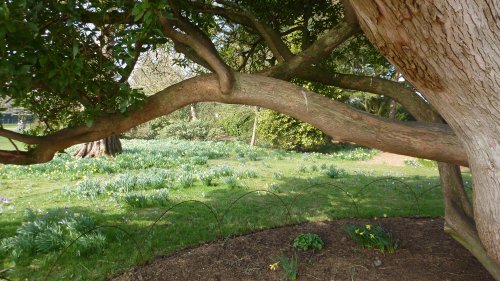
189 104 198 121
388 99 397 119
349 0 500 272
250 106 259 147
73 135 122 158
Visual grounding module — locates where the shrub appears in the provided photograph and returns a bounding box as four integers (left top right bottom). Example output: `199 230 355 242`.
292 233 324 251
217 107 254 141
257 109 327 151
345 224 397 253
157 119 210 141
123 123 157 139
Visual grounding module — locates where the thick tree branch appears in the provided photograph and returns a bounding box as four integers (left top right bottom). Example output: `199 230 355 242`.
295 68 440 121
262 21 360 78
157 14 234 94
0 74 467 166
0 129 46 145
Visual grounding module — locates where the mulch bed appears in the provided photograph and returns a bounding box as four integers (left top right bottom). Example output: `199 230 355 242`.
112 217 493 281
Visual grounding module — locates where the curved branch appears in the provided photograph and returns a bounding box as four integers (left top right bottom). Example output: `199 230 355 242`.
1 74 467 166
262 21 360 78
157 14 234 94
296 67 440 122
0 129 46 145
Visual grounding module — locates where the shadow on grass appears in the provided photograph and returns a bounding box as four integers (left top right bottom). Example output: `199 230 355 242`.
1 172 454 281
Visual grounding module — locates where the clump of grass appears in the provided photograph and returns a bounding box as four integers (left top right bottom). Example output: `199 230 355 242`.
238 170 258 179
273 172 284 180
123 189 170 208
63 178 103 199
0 209 106 263
211 165 234 177
191 156 208 165
278 253 298 280
297 165 308 173
267 182 280 193
198 171 216 186
176 172 195 188
325 165 347 178
345 224 397 253
310 164 319 172
224 176 240 189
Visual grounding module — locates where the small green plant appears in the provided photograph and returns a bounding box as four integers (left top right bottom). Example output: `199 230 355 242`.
198 172 216 186
345 224 397 253
0 209 106 263
267 182 280 193
224 176 240 189
177 172 195 188
238 170 258 179
297 165 307 173
123 194 149 208
278 253 298 280
292 233 324 251
273 172 284 180
325 165 347 178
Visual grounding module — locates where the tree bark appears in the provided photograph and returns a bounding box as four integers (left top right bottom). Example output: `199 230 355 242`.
73 135 122 158
349 0 500 268
250 106 259 147
0 74 467 166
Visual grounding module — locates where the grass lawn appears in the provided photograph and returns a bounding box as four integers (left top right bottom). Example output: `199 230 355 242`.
0 139 472 280
0 124 28 151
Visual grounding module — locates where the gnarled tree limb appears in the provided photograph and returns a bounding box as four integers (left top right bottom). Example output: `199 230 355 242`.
0 74 467 166
157 13 234 94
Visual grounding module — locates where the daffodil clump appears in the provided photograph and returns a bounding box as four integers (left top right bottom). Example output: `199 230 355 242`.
345 224 397 253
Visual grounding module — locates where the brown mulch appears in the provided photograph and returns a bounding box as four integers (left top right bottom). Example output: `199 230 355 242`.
111 217 493 281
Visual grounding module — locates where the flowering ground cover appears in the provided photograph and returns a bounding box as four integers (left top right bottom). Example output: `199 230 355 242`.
0 139 471 280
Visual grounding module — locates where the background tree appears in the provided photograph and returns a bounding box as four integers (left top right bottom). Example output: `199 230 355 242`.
0 0 497 278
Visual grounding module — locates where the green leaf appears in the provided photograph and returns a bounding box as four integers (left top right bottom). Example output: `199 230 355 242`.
132 4 146 22
72 41 78 59
85 117 93 127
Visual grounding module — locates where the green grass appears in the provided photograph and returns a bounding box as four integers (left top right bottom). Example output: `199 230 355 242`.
0 139 472 280
0 124 27 151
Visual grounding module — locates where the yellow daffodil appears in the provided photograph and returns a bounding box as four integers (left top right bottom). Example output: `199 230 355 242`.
355 228 360 234
365 224 371 230
383 213 387 218
269 262 279 271
359 231 365 236
370 234 375 239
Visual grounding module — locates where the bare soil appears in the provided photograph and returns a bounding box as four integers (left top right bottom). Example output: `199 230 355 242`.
112 217 493 281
